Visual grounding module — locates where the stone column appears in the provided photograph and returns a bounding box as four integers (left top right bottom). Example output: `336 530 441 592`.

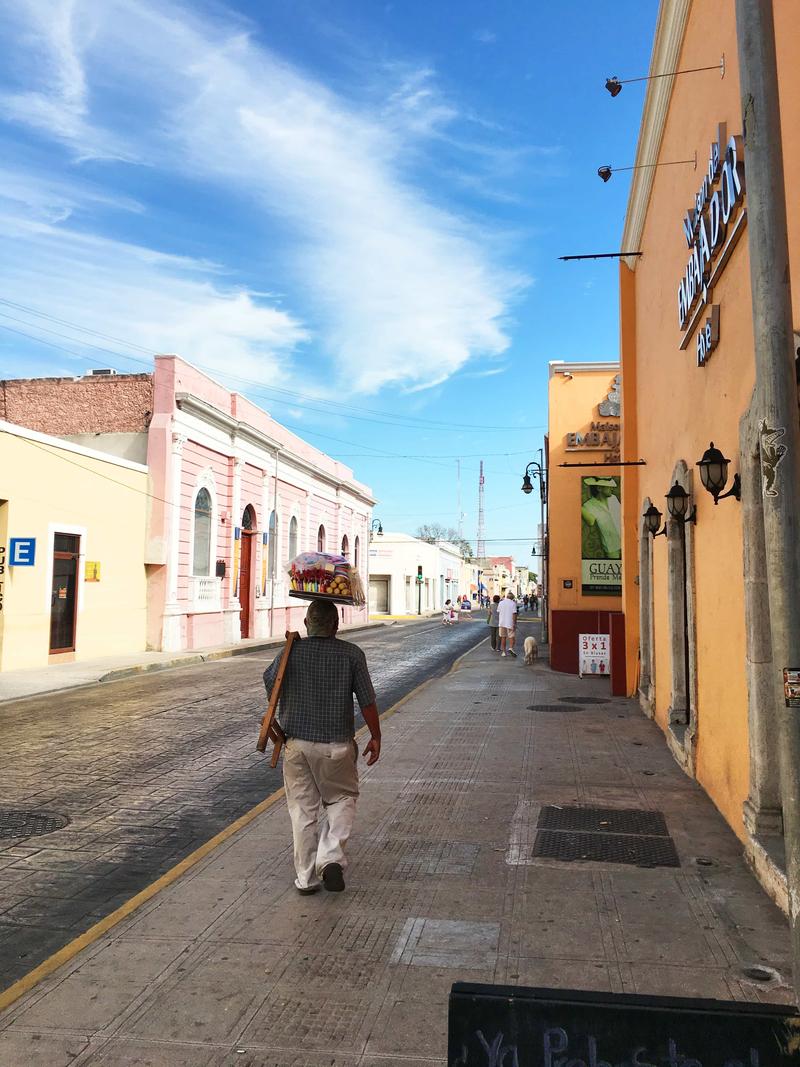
638 500 656 717
741 416 783 836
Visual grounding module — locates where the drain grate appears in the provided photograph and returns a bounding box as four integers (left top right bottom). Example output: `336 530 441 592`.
0 810 70 839
527 704 583 713
532 829 680 868
538 805 669 837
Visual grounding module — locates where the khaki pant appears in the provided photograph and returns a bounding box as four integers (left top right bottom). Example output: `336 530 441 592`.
283 737 359 890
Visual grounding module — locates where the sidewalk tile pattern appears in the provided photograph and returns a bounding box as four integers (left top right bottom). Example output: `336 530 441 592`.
0 643 793 1066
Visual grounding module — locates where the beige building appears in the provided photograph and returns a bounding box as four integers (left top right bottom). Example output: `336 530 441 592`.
0 421 148 670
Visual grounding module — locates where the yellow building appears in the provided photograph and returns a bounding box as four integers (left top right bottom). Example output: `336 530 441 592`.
0 421 148 670
618 0 800 909
546 362 626 694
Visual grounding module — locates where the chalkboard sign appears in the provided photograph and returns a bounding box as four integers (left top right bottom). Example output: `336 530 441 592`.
449 982 800 1065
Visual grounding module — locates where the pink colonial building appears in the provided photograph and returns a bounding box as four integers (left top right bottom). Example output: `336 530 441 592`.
1 356 375 651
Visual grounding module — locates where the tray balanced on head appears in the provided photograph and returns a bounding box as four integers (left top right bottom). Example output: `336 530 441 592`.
287 552 366 607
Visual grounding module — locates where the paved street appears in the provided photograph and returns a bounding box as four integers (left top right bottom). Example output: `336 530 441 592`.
0 632 790 1066
0 616 495 990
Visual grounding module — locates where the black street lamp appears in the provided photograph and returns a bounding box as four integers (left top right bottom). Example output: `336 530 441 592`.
696 442 742 504
521 460 547 503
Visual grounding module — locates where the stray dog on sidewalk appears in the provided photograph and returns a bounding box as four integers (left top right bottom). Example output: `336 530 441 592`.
523 636 538 665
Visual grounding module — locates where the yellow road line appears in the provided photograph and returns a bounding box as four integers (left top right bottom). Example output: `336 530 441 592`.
0 637 486 1014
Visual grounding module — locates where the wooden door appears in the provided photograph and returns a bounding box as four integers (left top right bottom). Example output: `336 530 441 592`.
50 533 80 653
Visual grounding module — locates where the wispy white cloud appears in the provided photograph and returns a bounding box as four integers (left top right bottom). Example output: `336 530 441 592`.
473 29 497 45
0 0 526 393
0 214 308 381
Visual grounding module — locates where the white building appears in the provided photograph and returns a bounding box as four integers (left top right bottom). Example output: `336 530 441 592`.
368 533 474 616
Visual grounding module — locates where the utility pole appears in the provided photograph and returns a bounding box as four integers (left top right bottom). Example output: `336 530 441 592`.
735 0 800 1001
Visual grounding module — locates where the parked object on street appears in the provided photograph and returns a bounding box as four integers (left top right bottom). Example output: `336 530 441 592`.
288 552 366 606
523 635 538 665
262 598 381 894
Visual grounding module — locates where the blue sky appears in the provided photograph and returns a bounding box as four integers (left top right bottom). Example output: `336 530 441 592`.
0 0 657 568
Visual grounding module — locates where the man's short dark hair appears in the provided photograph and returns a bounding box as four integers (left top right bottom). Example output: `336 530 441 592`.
306 598 339 637
493 595 501 603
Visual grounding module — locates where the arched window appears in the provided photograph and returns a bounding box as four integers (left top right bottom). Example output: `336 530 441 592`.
317 524 326 552
354 535 360 570
268 510 278 578
288 516 298 560
193 488 212 576
242 504 256 531
341 534 349 559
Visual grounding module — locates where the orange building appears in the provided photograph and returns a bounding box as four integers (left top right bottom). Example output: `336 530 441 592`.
618 0 800 911
546 361 627 696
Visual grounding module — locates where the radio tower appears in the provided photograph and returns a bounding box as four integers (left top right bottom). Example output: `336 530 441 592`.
477 461 486 560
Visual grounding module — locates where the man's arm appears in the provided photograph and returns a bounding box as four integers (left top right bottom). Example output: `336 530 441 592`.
360 702 381 765
353 649 380 765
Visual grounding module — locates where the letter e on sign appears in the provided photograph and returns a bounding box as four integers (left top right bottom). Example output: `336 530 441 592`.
9 538 36 566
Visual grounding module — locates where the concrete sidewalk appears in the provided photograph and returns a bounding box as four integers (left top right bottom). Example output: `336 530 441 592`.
0 621 393 704
0 637 792 1065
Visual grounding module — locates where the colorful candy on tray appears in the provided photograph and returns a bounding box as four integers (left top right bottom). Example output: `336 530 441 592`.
288 552 366 606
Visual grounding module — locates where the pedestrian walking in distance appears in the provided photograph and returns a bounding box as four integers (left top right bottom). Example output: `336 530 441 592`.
263 599 381 895
498 591 518 658
522 593 529 613
487 594 501 651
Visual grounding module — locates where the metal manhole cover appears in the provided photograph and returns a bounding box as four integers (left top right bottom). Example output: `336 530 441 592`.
527 704 583 713
558 696 609 705
538 805 669 837
532 829 680 868
0 810 70 839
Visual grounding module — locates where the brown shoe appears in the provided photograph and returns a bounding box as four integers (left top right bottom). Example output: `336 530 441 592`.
322 863 345 892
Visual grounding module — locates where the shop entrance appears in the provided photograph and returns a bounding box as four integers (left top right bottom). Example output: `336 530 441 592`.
239 505 256 638
369 577 389 614
50 533 80 653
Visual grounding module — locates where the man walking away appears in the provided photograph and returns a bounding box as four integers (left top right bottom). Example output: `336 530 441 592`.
263 599 381 895
498 591 518 658
487 594 501 651
522 593 529 613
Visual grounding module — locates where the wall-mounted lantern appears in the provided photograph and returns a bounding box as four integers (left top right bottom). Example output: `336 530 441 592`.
696 442 741 505
665 481 697 525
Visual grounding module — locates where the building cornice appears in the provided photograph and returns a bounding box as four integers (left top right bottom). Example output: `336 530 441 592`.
175 393 377 506
549 361 620 378
0 419 148 474
620 0 692 269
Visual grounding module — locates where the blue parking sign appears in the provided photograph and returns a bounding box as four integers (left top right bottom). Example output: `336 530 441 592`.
9 538 36 566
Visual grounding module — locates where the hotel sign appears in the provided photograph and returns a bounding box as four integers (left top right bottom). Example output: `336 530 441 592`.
564 376 621 463
677 124 746 365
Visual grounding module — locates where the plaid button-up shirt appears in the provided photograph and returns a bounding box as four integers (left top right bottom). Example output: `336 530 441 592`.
263 636 376 743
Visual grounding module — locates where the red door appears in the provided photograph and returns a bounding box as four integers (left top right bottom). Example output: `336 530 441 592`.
240 531 254 638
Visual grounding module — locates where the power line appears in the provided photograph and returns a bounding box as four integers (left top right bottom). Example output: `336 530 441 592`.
10 433 537 547
0 298 545 434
